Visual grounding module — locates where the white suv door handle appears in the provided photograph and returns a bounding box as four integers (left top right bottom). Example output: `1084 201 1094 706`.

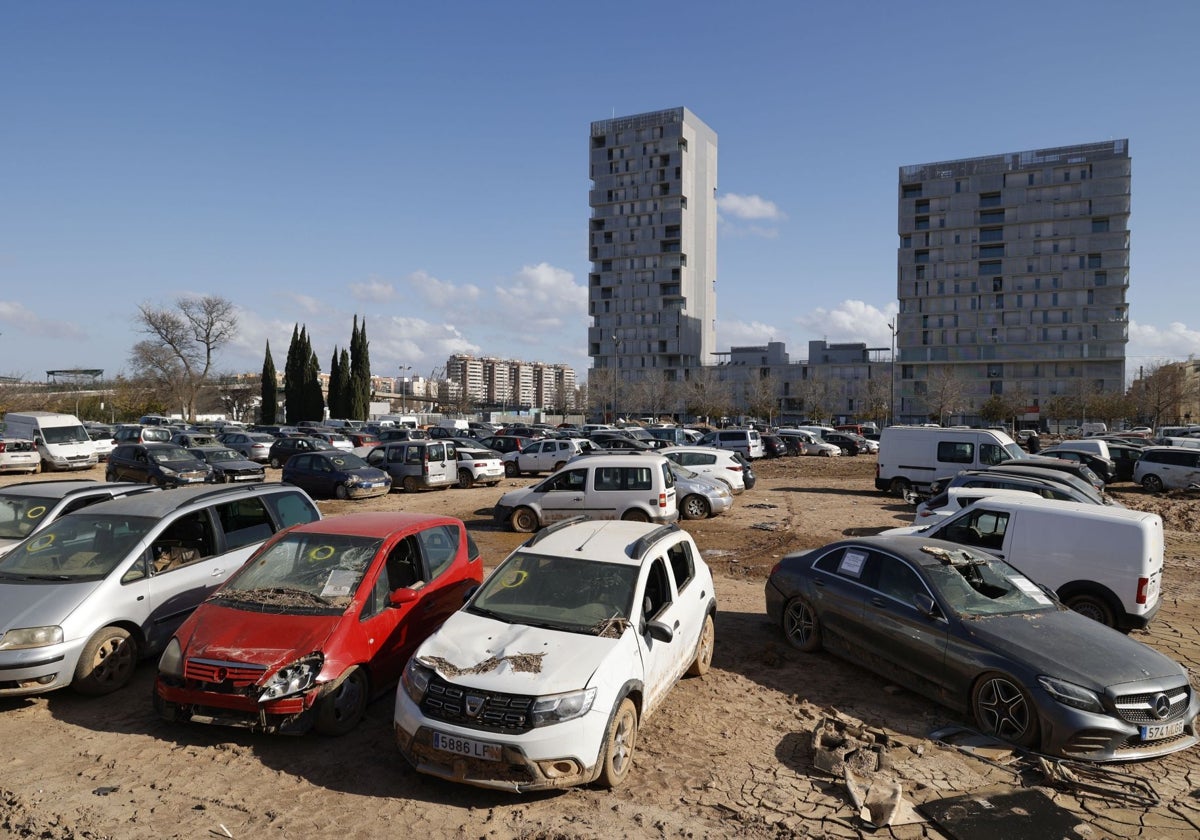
210 568 225 577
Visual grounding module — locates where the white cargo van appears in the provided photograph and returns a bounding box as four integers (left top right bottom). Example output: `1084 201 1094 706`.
875 425 1024 497
3 412 97 471
884 495 1163 631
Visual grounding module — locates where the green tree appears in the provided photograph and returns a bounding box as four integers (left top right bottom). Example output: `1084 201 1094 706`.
284 324 302 423
349 315 371 420
327 347 346 419
260 341 278 425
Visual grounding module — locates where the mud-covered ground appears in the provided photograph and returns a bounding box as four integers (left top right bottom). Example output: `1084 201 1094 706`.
1 456 1198 839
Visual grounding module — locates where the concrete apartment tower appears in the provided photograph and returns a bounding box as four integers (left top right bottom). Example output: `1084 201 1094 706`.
896 140 1131 426
587 107 718 397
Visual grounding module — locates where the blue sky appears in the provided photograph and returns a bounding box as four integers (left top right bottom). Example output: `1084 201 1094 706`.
3 1 1198 386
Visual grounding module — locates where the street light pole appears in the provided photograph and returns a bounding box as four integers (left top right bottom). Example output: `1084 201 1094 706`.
888 320 897 426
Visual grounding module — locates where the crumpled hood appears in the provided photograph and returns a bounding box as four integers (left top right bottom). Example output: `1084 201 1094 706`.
178 604 340 673
415 610 620 694
0 579 101 635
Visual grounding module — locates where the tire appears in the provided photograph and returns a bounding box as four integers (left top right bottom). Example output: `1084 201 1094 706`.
680 494 711 520
105 470 116 482
504 461 520 478
334 484 349 500
510 506 539 533
314 667 369 736
270 456 283 468
1141 474 1165 493
621 509 651 523
1062 591 1117 628
687 614 715 677
971 672 1039 748
888 477 911 498
73 626 138 696
596 698 638 789
458 469 474 489
782 596 822 652
553 461 566 472
402 476 420 493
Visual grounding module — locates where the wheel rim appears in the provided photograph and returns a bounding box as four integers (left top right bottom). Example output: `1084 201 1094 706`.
513 509 537 532
696 618 714 668
91 635 135 687
1067 596 1112 625
784 600 816 645
403 476 419 492
459 469 472 488
609 708 636 776
1143 475 1163 492
622 509 650 522
328 671 367 724
975 676 1031 741
683 496 709 519
335 485 348 499
505 462 518 477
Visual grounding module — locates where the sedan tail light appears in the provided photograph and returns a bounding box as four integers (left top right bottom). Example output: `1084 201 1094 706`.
1136 576 1150 605
726 465 742 472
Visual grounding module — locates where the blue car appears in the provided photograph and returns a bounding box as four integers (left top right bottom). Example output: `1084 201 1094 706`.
280 451 391 500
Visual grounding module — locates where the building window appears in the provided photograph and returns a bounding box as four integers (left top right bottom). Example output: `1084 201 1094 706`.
1092 218 1110 233
1087 253 1102 269
992 277 1003 292
915 250 930 264
979 210 1004 224
915 265 926 279
900 234 912 248
903 185 922 199
979 192 1002 208
979 244 1004 258
979 260 1002 275
979 227 1004 243
1094 271 1107 286
915 216 930 230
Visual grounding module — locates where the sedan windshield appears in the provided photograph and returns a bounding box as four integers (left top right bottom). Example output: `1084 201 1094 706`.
217 532 382 611
470 552 639 635
0 514 156 580
150 447 201 466
920 546 1057 618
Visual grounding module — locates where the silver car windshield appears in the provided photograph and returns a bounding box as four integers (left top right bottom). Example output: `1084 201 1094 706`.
215 532 382 611
0 514 156 581
470 552 640 636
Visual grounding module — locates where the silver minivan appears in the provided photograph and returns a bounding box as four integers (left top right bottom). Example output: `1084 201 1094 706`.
493 453 678 532
0 484 320 697
365 440 457 492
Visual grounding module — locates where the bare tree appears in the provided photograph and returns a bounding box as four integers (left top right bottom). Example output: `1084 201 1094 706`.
683 367 732 426
1127 362 1199 428
795 376 837 424
215 375 259 422
1043 394 1081 435
860 374 891 427
745 372 779 425
130 296 237 421
923 366 968 425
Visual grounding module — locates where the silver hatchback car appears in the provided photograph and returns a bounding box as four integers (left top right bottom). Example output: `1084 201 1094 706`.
0 484 320 697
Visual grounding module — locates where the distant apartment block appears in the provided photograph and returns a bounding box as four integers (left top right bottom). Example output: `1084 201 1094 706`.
445 355 576 411
588 107 718 390
897 140 1131 424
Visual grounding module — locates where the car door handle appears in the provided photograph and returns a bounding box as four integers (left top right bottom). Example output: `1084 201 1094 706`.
210 568 225 577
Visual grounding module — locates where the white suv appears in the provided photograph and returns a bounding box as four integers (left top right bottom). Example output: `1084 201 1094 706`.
658 446 747 494
394 518 716 791
502 438 597 477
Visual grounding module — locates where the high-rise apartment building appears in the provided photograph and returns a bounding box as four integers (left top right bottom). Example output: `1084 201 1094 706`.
587 107 718 389
896 140 1131 425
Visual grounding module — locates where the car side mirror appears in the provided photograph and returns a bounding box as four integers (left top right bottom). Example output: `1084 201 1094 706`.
388 588 420 607
646 620 674 643
912 592 937 617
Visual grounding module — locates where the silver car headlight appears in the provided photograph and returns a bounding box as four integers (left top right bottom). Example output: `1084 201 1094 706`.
402 658 434 704
0 626 64 650
530 687 597 727
1038 675 1105 713
158 638 184 678
258 654 323 702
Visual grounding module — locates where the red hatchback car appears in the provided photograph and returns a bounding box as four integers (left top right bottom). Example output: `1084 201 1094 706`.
154 512 482 735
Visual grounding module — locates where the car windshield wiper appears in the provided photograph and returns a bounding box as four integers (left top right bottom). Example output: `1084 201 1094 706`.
4 573 74 581
467 604 513 623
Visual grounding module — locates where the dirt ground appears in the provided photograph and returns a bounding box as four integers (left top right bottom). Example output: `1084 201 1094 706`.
2 455 1199 839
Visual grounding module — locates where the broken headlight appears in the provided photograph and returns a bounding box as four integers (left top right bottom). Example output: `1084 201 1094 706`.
158 638 184 677
402 658 433 704
258 654 323 702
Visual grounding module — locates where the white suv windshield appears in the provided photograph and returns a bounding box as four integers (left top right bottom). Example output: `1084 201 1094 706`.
470 552 639 635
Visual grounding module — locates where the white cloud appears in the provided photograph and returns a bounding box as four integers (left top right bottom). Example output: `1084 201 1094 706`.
716 319 788 350
405 270 482 307
793 300 899 348
717 193 785 221
349 276 395 302
493 263 587 329
1127 320 1200 363
287 293 325 315
0 300 87 339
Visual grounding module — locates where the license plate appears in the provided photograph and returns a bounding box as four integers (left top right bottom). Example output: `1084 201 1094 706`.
1141 720 1184 741
432 731 501 761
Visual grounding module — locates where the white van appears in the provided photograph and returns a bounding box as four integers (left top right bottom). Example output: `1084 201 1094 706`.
436 418 470 434
884 495 1163 631
874 425 1024 497
493 453 678 532
3 412 98 471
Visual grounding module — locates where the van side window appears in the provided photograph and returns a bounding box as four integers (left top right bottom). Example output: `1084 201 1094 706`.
946 510 1008 551
151 513 215 574
215 497 274 550
625 467 652 491
595 467 622 491
405 446 423 465
938 442 974 464
979 444 1007 466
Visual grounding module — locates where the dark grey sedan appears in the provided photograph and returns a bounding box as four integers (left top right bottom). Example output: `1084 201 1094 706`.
765 534 1199 762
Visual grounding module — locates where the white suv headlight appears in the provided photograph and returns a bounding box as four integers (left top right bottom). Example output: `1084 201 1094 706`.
402 658 434 703
258 654 322 702
530 687 597 727
0 626 63 650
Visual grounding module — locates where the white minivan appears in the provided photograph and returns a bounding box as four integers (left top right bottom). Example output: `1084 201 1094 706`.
884 495 1163 632
3 411 98 471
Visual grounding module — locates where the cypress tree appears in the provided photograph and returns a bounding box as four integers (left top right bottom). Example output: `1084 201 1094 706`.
338 347 352 419
328 347 344 418
260 341 278 425
284 324 301 424
349 315 371 420
304 345 325 421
